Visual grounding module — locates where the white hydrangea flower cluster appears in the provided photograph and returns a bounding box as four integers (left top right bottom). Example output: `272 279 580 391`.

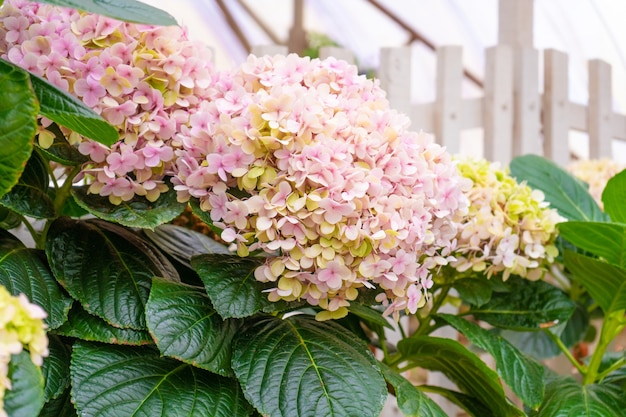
451 156 563 281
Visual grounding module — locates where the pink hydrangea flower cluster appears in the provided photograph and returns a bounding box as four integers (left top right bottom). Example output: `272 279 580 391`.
174 54 469 320
0 0 216 204
451 156 563 281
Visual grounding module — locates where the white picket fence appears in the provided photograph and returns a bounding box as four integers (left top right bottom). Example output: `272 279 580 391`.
253 43 625 168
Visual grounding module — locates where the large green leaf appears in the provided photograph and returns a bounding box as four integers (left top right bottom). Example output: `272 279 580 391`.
54 303 152 345
470 276 575 330
232 315 388 417
0 59 38 199
509 154 607 222
558 221 626 268
0 247 72 329
46 217 179 329
146 277 240 376
438 314 545 408
398 336 522 417
41 335 72 402
38 0 177 26
71 342 252 417
499 303 590 360
418 385 495 417
4 351 45 417
39 388 77 417
380 364 447 417
564 250 626 315
533 377 626 417
454 277 493 307
602 169 626 223
29 74 118 146
72 185 186 229
192 254 286 319
0 150 55 218
143 224 231 269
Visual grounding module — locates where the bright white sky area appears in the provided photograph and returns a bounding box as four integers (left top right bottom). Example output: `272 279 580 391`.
140 0 626 163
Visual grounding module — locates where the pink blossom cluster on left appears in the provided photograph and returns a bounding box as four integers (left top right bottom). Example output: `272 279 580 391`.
0 0 216 204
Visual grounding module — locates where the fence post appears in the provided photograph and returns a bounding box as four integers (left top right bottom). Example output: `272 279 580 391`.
250 45 288 57
588 59 613 159
379 46 412 116
542 49 570 165
513 48 541 156
484 45 514 165
319 46 355 64
434 46 463 154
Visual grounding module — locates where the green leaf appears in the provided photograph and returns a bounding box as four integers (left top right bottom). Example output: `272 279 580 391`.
602 169 626 223
146 277 240 376
38 0 177 26
398 336 522 417
438 314 545 408
347 303 393 330
39 388 77 417
41 335 72 402
46 217 179 330
143 224 230 269
533 377 626 417
71 342 252 417
470 276 575 330
54 303 152 345
498 303 590 361
509 154 607 222
232 315 388 417
0 247 72 329
192 254 285 318
380 364 447 417
29 74 118 145
4 351 45 417
72 185 186 229
0 59 38 199
36 123 88 166
564 250 626 315
0 149 55 219
0 228 25 250
417 385 495 417
454 277 493 307
558 221 626 268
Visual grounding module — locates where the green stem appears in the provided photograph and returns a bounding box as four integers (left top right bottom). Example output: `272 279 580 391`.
16 214 42 248
543 329 587 375
413 286 451 337
596 357 625 383
584 315 623 385
38 165 82 248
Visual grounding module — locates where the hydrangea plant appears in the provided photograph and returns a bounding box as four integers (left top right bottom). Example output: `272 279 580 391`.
0 1 624 417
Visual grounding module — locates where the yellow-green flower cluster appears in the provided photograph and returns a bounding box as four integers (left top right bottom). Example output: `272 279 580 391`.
451 156 562 281
567 158 624 208
0 286 48 417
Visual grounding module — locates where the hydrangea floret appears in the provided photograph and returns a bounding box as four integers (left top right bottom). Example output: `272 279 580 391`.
0 0 216 204
173 53 469 320
0 285 48 417
567 158 624 207
450 156 562 281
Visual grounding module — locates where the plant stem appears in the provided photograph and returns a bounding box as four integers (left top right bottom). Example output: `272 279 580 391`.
543 328 587 375
413 286 451 338
38 165 82 248
17 214 42 247
583 314 624 385
596 357 625 382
